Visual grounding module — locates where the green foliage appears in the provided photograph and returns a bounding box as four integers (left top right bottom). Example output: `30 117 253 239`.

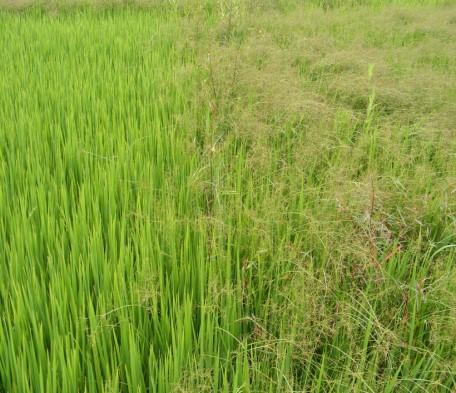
0 1 455 392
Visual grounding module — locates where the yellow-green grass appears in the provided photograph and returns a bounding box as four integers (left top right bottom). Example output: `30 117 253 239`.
0 1 455 392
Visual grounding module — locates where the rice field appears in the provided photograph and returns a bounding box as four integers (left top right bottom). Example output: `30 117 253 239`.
0 1 455 392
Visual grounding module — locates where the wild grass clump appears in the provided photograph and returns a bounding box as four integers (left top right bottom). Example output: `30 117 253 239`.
190 1 456 390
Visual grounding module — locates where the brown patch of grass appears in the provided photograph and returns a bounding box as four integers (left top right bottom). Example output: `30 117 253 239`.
187 1 456 388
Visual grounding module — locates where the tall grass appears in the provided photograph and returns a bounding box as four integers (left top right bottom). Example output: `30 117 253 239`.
1 1 456 392
0 8 225 392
